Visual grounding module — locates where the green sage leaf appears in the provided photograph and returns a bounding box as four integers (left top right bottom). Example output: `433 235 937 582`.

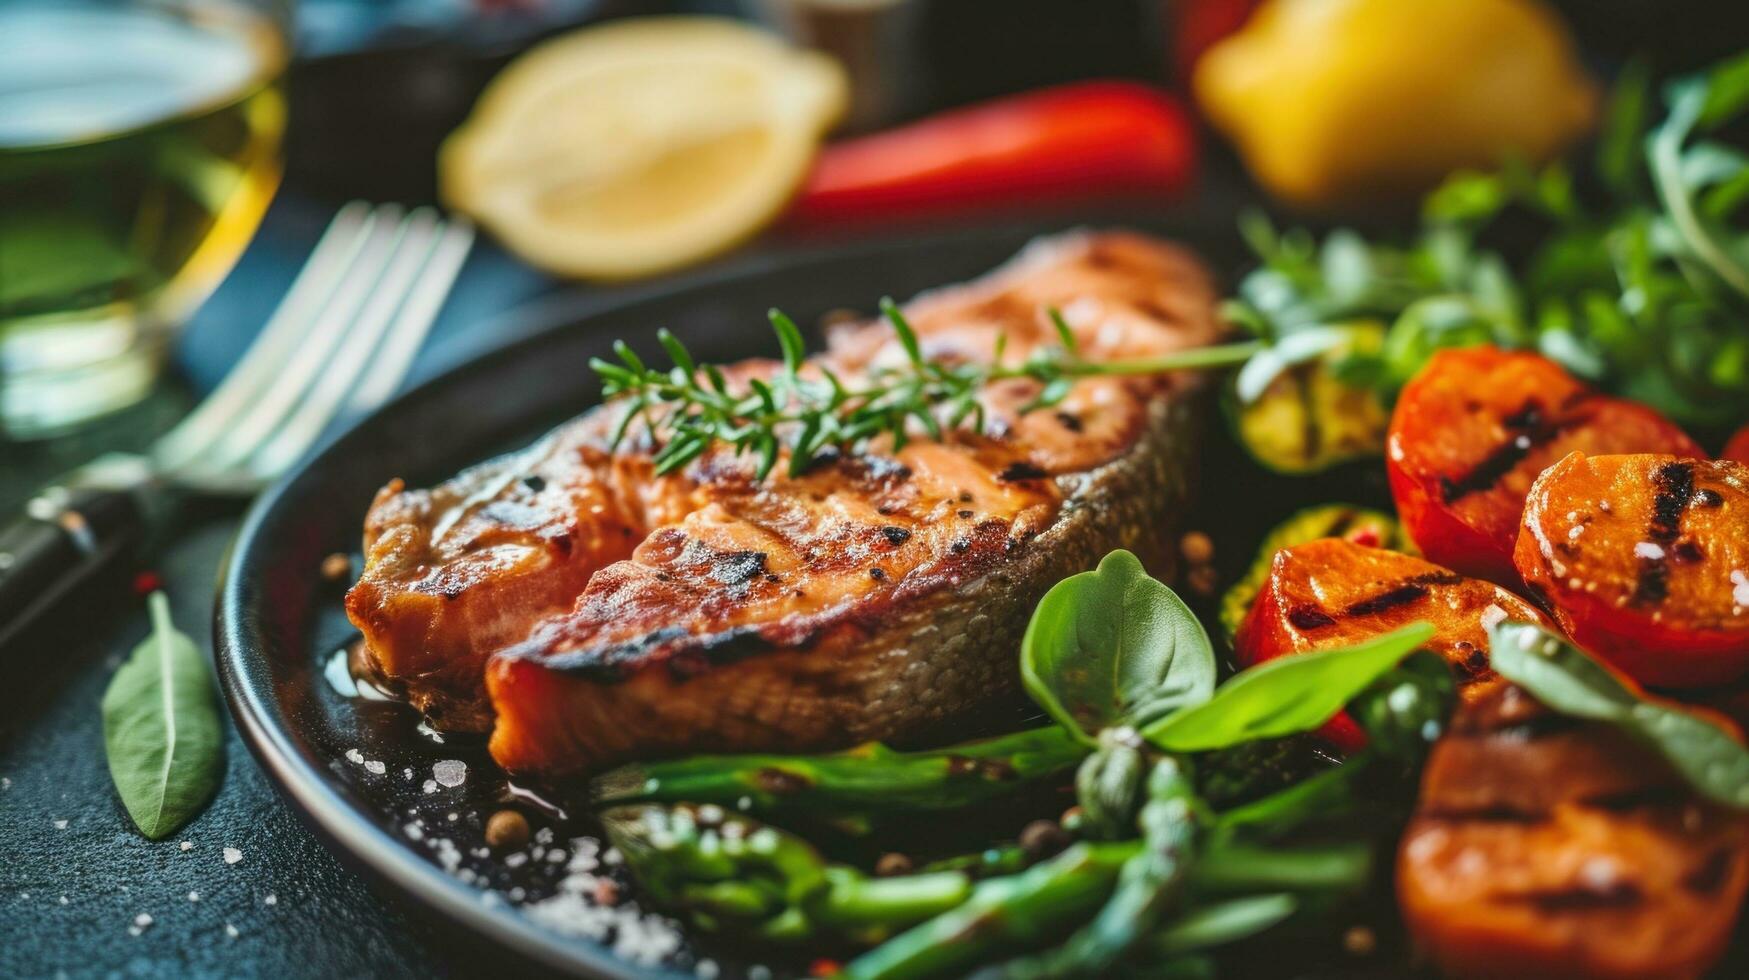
101 592 223 839
1489 621 1749 810
1142 622 1434 752
1021 550 1215 744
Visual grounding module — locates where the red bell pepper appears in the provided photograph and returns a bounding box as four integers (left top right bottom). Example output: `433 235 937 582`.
1172 0 1261 83
787 81 1197 227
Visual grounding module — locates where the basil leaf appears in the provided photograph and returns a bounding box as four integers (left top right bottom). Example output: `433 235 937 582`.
1021 550 1215 744
1489 621 1749 810
1142 622 1434 752
101 592 223 839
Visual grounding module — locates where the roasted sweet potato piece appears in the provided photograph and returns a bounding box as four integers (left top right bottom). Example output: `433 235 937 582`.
1387 347 1703 585
1514 453 1749 688
1234 538 1551 748
1399 683 1749 980
1725 423 1749 465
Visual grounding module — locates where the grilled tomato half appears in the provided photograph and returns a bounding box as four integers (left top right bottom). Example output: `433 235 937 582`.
1514 453 1749 688
1233 537 1550 749
1387 346 1703 585
1399 683 1749 980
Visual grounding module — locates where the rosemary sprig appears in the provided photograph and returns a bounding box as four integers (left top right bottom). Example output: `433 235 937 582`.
591 299 1260 480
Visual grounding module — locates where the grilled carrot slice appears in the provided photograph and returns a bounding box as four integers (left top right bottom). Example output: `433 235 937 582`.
1387 347 1703 585
1725 423 1749 465
1234 538 1551 748
1399 683 1749 980
1515 453 1749 688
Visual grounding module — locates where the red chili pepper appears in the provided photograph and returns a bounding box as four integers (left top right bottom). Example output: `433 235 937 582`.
787 81 1197 228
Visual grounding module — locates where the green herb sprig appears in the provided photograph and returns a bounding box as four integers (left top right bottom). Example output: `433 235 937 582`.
1222 49 1749 430
591 301 1261 480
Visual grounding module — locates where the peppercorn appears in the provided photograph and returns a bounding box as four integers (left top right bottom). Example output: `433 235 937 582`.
1179 531 1215 565
1018 819 1071 859
874 852 914 877
484 809 530 850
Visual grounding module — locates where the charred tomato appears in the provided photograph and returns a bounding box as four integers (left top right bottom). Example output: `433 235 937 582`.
1515 453 1749 688
1234 538 1550 749
1399 683 1749 980
1725 423 1749 465
1386 347 1703 585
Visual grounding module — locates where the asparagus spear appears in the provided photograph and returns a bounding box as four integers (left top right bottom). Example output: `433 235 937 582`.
982 757 1206 978
843 841 1134 979
592 726 1085 834
602 804 972 944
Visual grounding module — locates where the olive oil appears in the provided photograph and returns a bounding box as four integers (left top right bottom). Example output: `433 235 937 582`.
0 2 287 437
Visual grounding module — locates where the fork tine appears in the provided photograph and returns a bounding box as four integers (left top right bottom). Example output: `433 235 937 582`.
152 201 375 472
344 216 474 415
243 209 470 479
182 204 409 480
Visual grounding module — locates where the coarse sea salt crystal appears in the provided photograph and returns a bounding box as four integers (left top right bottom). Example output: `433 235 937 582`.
225 923 239 939
188 891 199 902
364 760 386 776
1732 570 1749 608
422 779 438 795
433 760 467 788
263 893 277 906
178 841 193 852
344 749 364 764
1634 542 1666 560
223 847 243 865
53 819 67 830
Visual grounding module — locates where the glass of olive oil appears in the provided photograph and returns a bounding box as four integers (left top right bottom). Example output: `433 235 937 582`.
0 0 289 439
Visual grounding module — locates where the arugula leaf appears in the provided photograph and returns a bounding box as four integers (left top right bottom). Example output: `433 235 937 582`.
1489 621 1749 810
1021 550 1216 744
1142 623 1434 752
101 592 224 839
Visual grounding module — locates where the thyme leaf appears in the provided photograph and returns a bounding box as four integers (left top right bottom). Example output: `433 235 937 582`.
593 300 1259 479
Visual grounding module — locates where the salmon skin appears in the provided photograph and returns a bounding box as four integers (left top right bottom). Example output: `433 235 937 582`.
346 231 1222 776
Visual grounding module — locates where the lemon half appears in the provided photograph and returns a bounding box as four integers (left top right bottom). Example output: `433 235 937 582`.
441 17 847 280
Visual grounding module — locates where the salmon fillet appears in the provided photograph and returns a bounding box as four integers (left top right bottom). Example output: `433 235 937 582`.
346 231 1222 776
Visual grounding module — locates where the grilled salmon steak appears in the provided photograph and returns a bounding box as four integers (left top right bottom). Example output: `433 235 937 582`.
346 232 1222 776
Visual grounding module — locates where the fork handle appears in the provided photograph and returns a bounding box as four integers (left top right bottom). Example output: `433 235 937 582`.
0 457 158 648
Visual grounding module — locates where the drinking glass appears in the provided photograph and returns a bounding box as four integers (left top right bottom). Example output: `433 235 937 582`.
0 0 291 439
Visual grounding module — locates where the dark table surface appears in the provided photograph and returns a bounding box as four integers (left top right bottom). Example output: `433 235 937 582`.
0 194 573 980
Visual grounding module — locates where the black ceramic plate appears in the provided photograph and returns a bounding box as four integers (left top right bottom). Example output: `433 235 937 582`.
216 218 1257 979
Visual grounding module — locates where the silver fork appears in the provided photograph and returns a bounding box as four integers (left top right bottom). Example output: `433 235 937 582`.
0 201 474 645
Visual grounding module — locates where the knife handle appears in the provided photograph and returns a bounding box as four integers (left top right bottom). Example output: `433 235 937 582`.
0 472 151 647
